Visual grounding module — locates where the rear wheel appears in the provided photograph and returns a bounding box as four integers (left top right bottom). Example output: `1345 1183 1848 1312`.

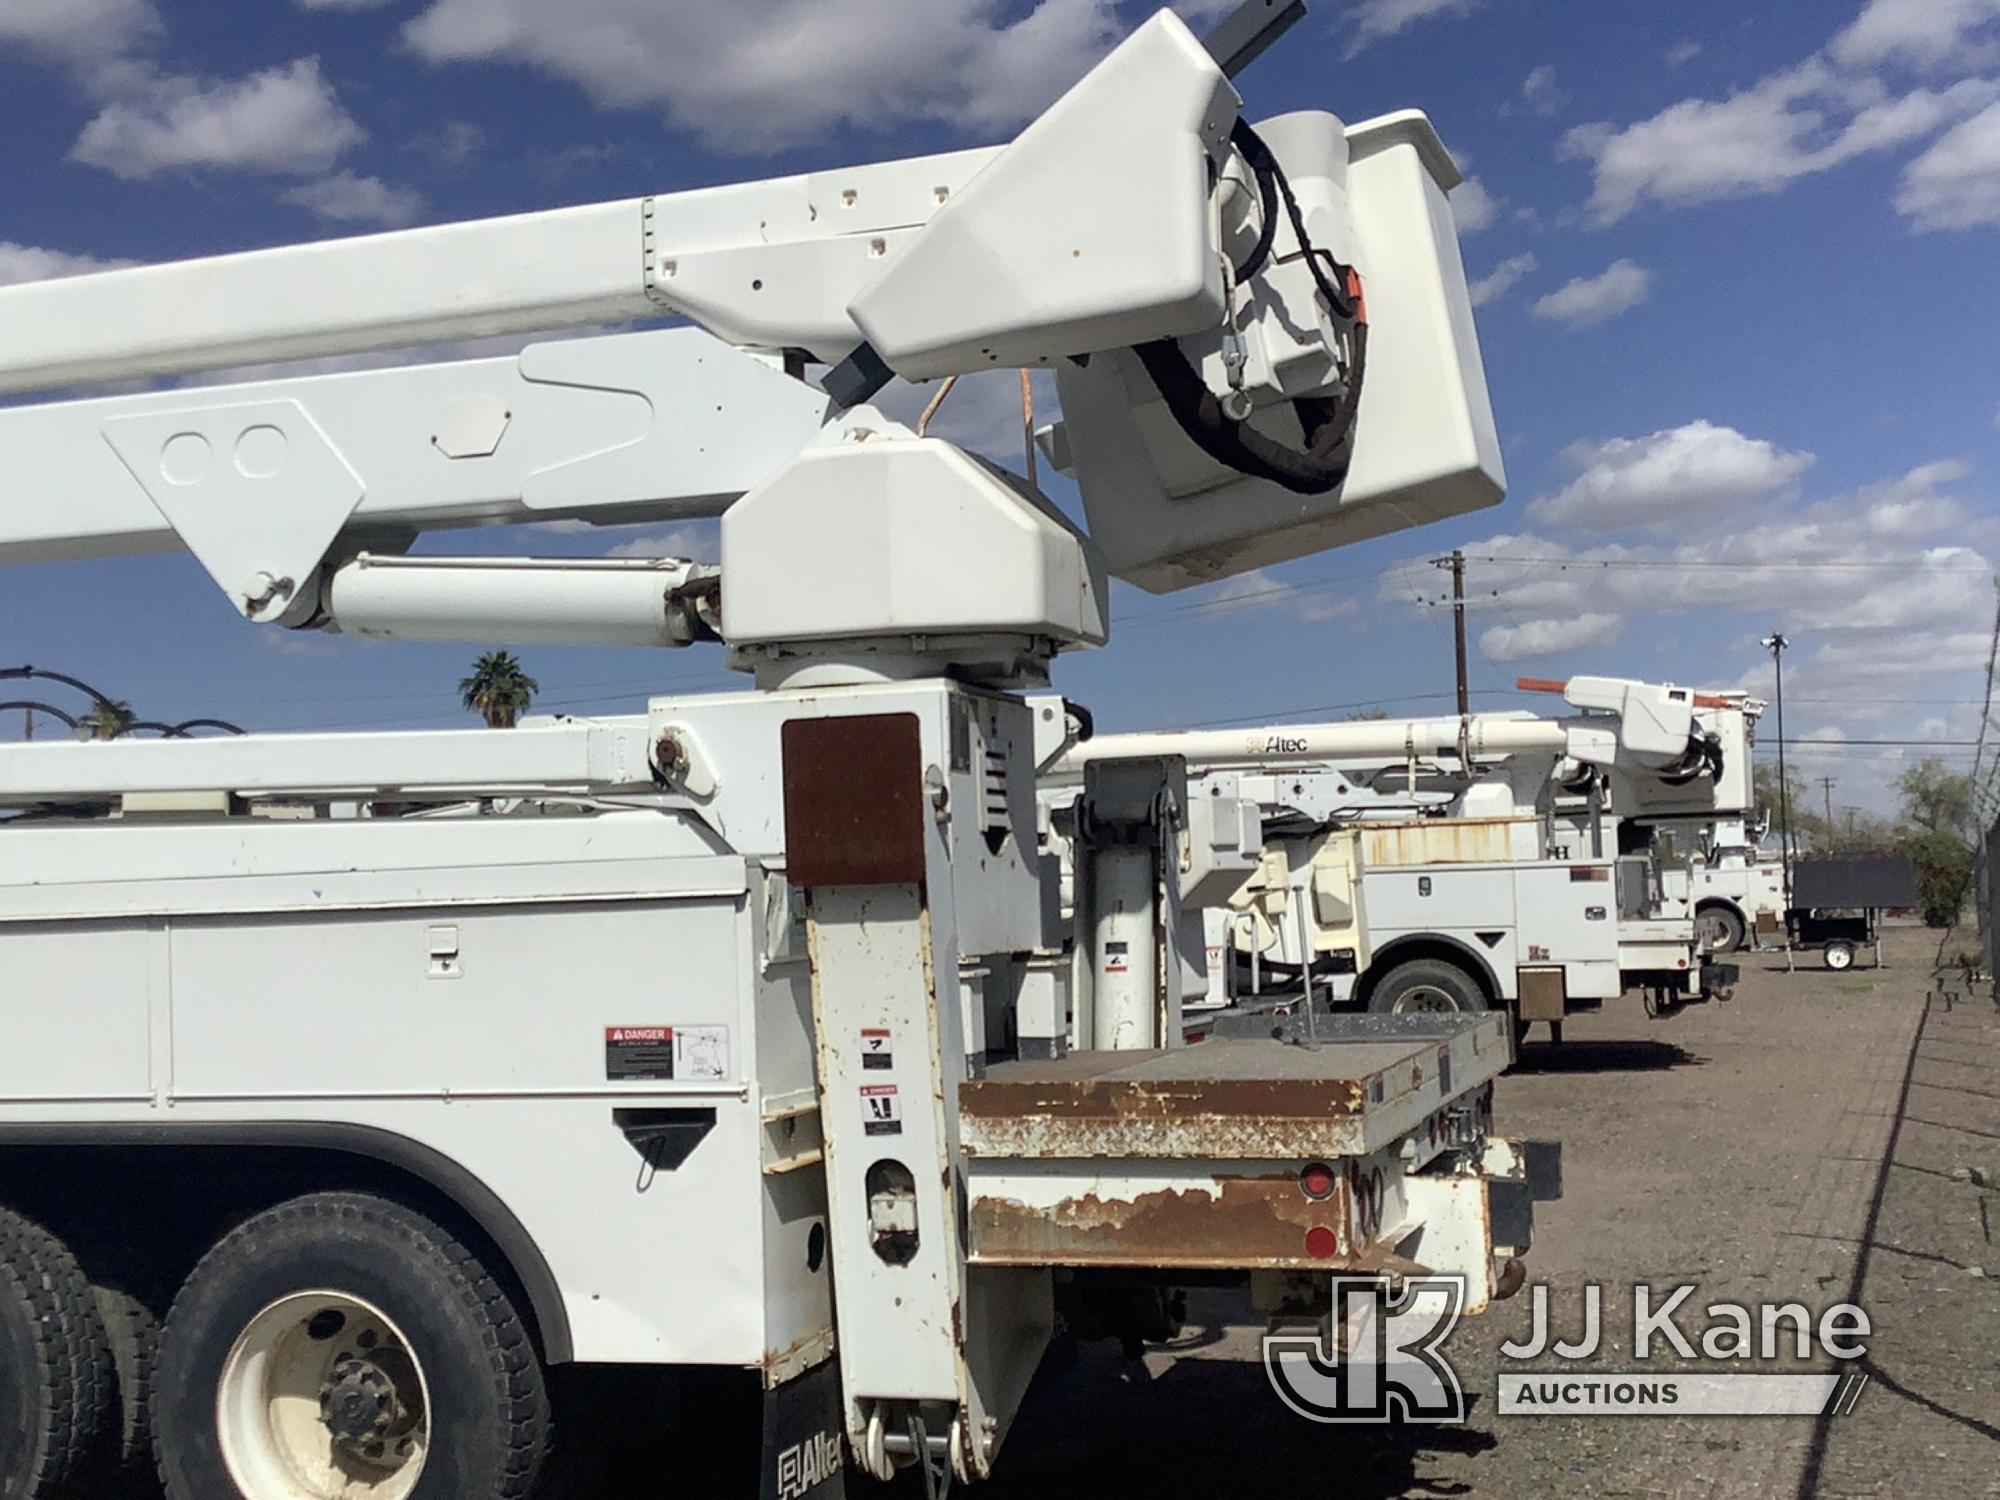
153 1192 548 1500
92 1283 159 1494
0 1205 115 1500
1824 940 1857 972
1694 904 1746 954
1367 958 1487 1016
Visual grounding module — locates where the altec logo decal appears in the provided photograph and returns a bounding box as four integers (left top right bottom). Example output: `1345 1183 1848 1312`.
775 1430 841 1499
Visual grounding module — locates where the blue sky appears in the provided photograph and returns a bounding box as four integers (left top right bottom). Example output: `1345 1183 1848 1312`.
2 0 1998 815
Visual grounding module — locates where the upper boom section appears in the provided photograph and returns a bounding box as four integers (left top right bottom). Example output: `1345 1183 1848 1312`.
0 12 1235 394
0 3 1506 647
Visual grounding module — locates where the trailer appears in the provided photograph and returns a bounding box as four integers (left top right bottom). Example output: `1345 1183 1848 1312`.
1785 856 1923 969
0 7 1543 1497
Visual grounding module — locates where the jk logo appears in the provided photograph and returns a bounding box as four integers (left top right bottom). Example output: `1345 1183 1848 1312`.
1263 1276 1468 1423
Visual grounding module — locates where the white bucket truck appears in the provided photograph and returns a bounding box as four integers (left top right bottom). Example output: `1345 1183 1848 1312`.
0 7 1547 1498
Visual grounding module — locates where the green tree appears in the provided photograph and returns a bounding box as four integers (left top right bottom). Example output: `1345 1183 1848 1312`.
459 651 539 729
1752 761 1834 851
1896 757 1976 927
74 699 135 741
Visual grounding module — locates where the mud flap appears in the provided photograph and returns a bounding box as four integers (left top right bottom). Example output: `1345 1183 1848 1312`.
760 1359 846 1500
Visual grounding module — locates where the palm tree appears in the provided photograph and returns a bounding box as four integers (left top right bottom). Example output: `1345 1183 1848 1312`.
459 651 539 729
74 699 136 740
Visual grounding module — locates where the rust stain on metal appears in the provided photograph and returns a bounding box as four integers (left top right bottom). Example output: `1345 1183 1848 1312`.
781 713 926 887
761 1328 829 1375
1361 817 1531 869
961 1075 1366 1122
958 1074 1367 1160
969 1177 1431 1271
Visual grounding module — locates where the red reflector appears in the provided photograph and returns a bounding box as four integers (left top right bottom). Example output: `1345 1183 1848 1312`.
1300 1162 1337 1200
1304 1225 1339 1260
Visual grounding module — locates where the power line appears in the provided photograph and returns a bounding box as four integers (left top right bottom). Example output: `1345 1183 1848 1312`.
1455 554 1991 574
1181 689 1505 729
1763 738 1980 748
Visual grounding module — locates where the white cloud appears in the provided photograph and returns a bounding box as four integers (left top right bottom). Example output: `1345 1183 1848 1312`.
1392 466 1988 651
603 521 718 560
0 241 134 285
1468 252 1536 307
1831 0 2000 70
1665 40 1701 68
71 57 364 179
1896 101 2000 227
1527 419 1813 531
419 119 484 167
1478 612 1622 662
282 170 426 226
1341 0 1476 59
1853 458 1972 536
1449 176 1500 233
1564 59 1997 224
1530 259 1651 328
1520 64 1564 116
294 0 396 8
404 0 1149 151
0 0 157 59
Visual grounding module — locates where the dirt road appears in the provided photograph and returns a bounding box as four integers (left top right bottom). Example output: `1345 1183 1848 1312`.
982 923 2000 1500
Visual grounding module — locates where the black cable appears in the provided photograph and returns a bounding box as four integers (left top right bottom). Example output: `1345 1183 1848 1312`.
1133 118 1367 497
1226 117 1281 283
1229 119 1358 321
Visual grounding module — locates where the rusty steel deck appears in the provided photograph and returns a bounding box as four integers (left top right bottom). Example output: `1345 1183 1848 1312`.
957 1016 1514 1271
958 1014 1511 1162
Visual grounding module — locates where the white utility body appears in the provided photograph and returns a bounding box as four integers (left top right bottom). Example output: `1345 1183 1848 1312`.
1039 675 1740 1046
0 8 1537 1499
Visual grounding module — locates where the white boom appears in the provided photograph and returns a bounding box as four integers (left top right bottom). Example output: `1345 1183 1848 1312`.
1054 675 1714 781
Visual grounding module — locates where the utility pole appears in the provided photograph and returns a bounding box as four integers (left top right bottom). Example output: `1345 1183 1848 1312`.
1762 631 1792 900
1432 550 1469 716
1819 776 1836 848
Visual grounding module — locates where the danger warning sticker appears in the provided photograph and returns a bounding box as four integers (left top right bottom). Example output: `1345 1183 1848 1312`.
860 1028 893 1071
606 1026 675 1081
604 1025 731 1083
860 1083 902 1136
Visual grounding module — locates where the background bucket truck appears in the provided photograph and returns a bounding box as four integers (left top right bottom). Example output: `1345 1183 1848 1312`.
1042 675 1743 1049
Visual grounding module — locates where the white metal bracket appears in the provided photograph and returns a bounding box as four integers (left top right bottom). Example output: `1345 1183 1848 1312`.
102 399 364 620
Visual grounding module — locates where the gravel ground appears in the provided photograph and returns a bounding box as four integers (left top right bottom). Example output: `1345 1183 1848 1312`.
979 921 2000 1500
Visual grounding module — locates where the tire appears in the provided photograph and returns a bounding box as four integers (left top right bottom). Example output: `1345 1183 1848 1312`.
1366 958 1487 1016
1694 904 1746 954
92 1284 159 1494
0 1205 115 1500
1824 940 1857 972
152 1192 548 1500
